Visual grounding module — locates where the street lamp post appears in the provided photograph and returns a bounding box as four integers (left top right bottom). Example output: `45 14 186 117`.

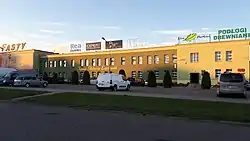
101 37 111 73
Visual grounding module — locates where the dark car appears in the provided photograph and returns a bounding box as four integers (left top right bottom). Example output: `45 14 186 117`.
127 77 145 86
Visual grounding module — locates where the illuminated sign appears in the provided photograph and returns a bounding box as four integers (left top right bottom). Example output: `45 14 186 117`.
0 42 26 52
213 28 250 41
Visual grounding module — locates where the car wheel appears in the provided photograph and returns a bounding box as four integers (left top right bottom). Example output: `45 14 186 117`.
25 83 30 88
126 85 130 91
112 85 117 91
43 82 48 88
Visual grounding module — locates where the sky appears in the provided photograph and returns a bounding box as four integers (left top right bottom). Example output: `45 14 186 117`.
1 0 250 53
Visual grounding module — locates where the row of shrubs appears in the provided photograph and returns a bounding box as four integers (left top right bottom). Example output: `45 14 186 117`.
42 70 212 89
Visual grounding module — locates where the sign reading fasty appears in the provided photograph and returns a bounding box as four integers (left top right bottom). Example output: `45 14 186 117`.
0 42 26 52
213 28 250 41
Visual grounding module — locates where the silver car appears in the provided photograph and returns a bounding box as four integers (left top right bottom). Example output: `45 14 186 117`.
14 75 48 88
216 72 246 97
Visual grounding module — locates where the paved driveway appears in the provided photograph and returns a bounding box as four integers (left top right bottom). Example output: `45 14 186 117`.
0 103 250 141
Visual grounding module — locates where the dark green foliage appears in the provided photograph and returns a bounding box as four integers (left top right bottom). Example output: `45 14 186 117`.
119 69 126 76
201 71 211 89
82 71 90 85
52 72 58 84
43 72 48 81
163 70 172 88
71 71 79 85
147 71 157 87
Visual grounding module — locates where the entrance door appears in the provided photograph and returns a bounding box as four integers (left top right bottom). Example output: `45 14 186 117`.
190 73 200 84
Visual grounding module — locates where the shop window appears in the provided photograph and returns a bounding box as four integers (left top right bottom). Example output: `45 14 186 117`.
92 72 96 78
215 69 221 78
226 69 232 72
138 71 143 79
132 71 136 78
154 70 159 78
172 69 177 80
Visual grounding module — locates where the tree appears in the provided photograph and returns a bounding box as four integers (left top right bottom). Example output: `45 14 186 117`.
201 71 211 89
147 71 157 87
52 72 58 84
82 71 90 85
163 70 172 88
71 71 79 85
119 69 126 76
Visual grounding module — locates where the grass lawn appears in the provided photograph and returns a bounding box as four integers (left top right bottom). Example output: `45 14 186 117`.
22 92 250 122
0 88 48 100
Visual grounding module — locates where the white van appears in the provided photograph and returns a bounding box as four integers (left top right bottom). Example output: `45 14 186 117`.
96 73 131 91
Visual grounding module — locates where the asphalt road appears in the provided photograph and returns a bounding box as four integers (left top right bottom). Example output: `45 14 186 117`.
0 102 249 141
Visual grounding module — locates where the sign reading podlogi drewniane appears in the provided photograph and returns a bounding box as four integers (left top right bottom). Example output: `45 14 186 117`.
213 28 250 41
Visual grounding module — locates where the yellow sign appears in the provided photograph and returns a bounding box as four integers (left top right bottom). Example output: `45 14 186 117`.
82 66 118 71
0 42 26 52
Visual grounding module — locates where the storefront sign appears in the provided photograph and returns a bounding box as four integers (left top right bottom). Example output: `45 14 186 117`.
213 28 250 41
178 33 211 43
0 42 26 52
87 66 118 71
70 44 82 52
86 42 101 51
105 40 123 49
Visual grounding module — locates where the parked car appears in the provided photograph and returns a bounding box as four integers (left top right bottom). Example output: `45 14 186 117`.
13 75 48 88
127 77 146 86
90 77 97 85
216 72 247 97
96 73 130 91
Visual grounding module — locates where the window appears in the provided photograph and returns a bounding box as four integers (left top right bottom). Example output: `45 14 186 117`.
92 72 96 77
121 57 125 65
132 71 136 78
59 60 63 67
164 55 169 64
71 60 75 67
92 59 96 66
172 69 177 80
226 69 232 72
131 56 136 65
58 72 62 77
138 71 143 78
154 70 159 78
85 59 89 66
97 58 101 66
48 72 52 77
226 51 232 61
80 59 84 66
54 61 57 67
110 58 115 66
44 61 48 68
147 56 152 64
220 73 244 82
190 53 199 63
215 51 221 61
63 60 67 67
172 54 177 63
49 61 53 67
154 55 159 64
215 69 221 78
105 58 109 66
97 72 101 76
138 56 143 64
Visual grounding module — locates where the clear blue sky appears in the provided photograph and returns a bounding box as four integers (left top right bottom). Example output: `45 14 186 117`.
0 0 250 52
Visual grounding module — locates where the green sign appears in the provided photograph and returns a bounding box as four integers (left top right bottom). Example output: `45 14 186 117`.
213 28 250 41
184 33 197 42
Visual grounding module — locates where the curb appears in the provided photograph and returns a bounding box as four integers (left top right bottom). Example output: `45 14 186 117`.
11 92 61 102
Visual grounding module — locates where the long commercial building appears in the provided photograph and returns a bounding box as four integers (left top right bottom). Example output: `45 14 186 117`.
1 39 250 85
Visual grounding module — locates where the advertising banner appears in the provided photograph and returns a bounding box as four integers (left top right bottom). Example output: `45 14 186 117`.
213 28 250 41
70 44 82 52
105 40 123 49
86 42 101 51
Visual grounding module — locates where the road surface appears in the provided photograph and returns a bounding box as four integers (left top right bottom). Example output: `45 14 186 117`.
0 103 249 141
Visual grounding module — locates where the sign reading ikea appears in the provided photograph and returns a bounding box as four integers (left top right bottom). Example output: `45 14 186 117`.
213 28 250 41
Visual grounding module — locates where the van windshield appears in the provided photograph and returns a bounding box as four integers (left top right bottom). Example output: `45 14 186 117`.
220 73 244 82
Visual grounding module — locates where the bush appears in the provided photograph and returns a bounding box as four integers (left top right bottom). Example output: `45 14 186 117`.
147 71 157 87
82 71 90 85
119 69 126 76
201 71 211 89
163 70 172 88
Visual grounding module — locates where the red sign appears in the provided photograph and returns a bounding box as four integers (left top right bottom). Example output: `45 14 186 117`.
237 68 245 72
0 42 26 52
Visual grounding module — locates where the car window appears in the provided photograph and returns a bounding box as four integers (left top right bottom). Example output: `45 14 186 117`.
220 73 244 82
16 77 23 80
